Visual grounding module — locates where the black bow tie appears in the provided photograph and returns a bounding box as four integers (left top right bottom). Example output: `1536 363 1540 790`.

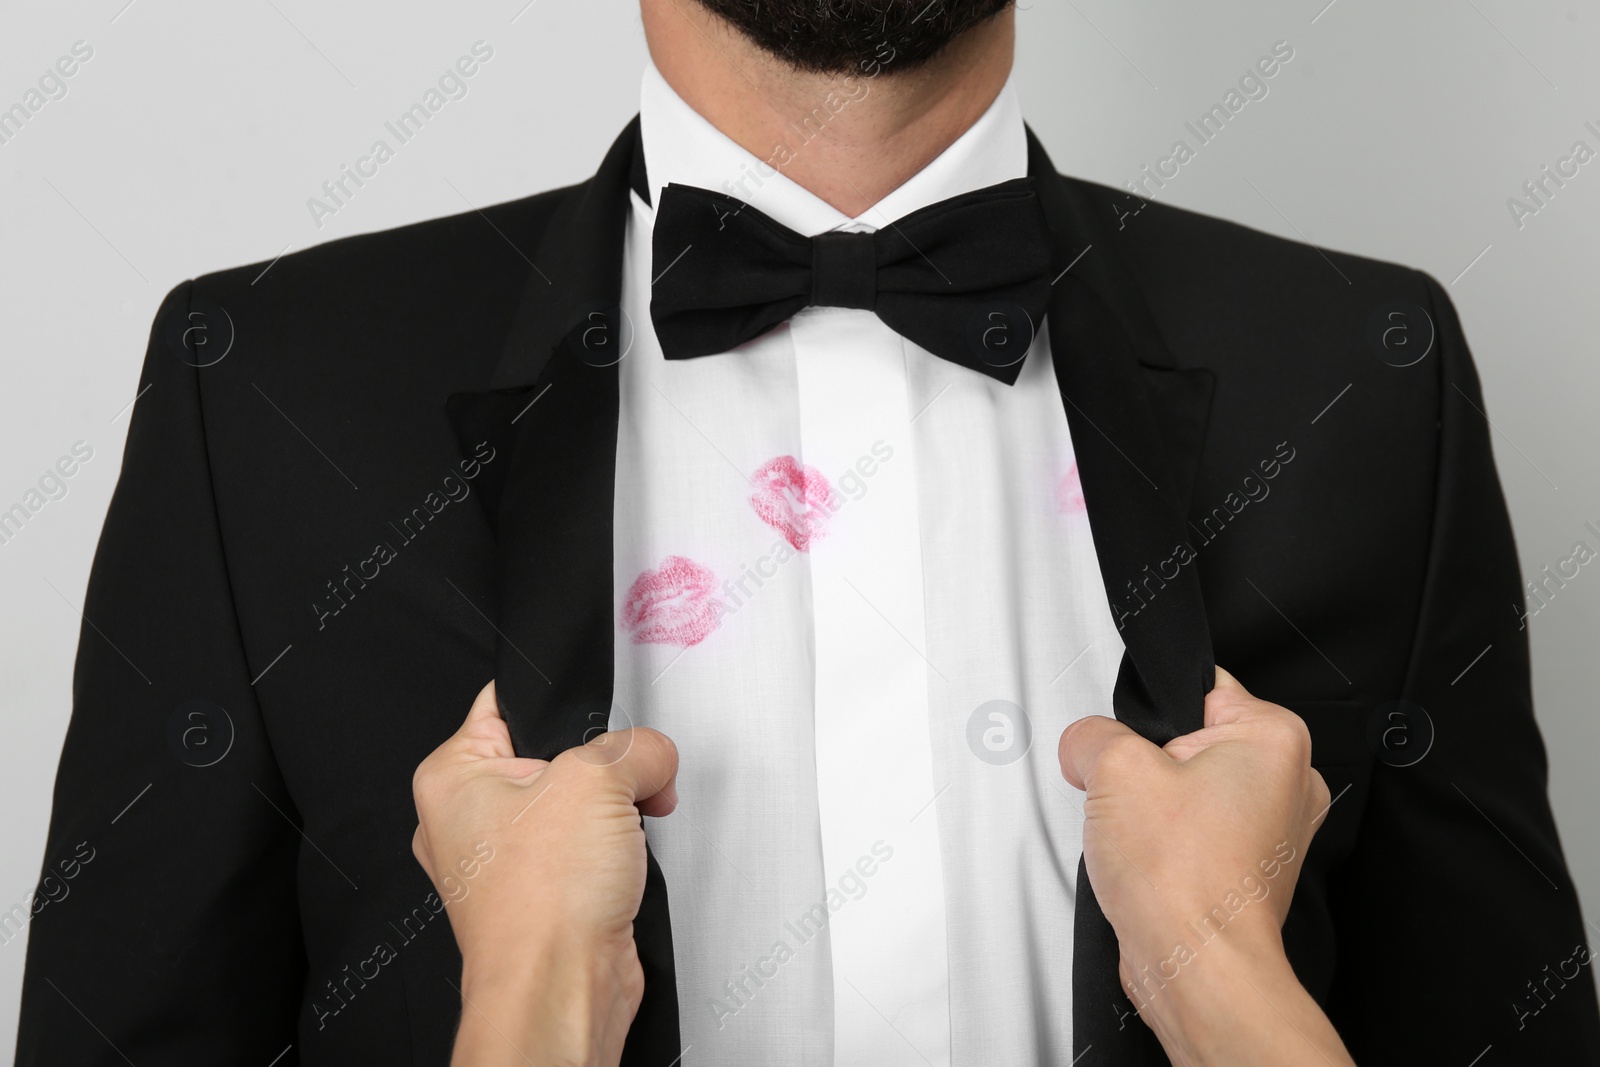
648 178 1055 385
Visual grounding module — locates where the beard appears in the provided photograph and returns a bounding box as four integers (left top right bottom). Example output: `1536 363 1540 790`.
694 0 1014 75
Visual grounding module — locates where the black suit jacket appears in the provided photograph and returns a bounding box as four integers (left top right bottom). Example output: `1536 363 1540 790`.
17 118 1600 1065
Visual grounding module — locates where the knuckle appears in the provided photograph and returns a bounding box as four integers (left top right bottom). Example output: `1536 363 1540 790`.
1267 709 1313 762
1099 732 1150 775
411 759 446 811
1309 767 1333 811
411 825 431 873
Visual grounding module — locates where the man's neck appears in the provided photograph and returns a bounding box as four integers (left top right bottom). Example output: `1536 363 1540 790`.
641 1 1016 218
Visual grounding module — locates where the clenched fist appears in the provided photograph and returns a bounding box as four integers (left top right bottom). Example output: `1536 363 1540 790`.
1059 667 1353 1067
412 681 679 1067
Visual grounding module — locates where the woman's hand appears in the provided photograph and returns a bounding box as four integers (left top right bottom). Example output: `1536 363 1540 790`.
1059 667 1355 1067
412 681 679 1067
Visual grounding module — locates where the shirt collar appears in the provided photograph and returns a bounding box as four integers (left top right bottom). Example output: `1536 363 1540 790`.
637 61 1028 236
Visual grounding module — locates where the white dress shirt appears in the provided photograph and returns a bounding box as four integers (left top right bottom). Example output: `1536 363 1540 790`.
610 63 1125 1067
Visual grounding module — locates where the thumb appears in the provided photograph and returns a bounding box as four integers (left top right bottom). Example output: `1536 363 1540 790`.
1212 664 1248 695
1058 715 1152 792
448 680 516 760
581 727 681 818
1204 664 1258 728
462 679 501 725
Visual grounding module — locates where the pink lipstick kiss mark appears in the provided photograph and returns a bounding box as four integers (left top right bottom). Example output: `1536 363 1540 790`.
1057 462 1086 514
621 555 722 647
750 455 834 552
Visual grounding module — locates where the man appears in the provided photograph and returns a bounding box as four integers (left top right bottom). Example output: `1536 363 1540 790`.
17 1 1599 1064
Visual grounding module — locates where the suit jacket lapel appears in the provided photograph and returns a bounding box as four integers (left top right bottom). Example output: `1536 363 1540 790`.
449 118 632 757
446 117 682 1066
1029 127 1218 1063
1139 363 1216 516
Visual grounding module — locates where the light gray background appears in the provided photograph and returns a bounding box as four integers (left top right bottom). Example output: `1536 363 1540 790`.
2 0 1596 1047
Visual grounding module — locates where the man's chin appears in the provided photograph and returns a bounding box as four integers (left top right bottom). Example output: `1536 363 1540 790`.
693 0 1015 76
